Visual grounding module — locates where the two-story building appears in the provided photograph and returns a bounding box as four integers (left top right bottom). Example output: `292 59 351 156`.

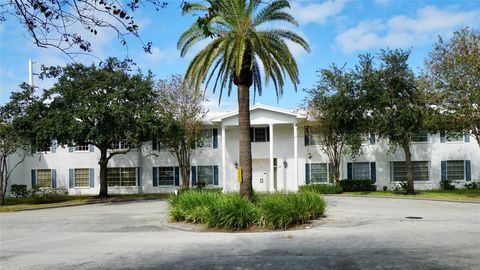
5 104 479 195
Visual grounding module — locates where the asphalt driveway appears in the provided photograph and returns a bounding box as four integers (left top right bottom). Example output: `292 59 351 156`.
1 196 479 270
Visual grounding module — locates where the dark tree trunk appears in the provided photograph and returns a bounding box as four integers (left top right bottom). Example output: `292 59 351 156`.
98 147 109 198
403 142 415 195
180 164 190 189
238 84 253 200
0 157 6 206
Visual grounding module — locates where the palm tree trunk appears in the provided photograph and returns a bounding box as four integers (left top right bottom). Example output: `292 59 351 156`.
238 84 253 200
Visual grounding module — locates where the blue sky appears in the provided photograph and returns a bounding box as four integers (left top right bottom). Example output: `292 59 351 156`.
1 0 479 111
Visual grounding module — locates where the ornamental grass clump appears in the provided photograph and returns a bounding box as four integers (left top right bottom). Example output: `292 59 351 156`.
168 190 326 230
206 193 258 230
258 192 326 229
168 189 220 223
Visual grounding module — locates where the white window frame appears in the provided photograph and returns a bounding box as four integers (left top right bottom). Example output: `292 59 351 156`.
446 134 464 143
110 140 134 150
74 145 89 152
196 166 215 186
74 168 90 187
157 166 175 186
107 167 138 187
36 169 52 187
310 163 329 183
196 129 214 149
352 162 371 180
411 131 428 143
390 161 430 182
446 160 466 181
251 127 269 143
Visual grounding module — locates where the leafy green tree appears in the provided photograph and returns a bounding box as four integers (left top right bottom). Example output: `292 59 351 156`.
304 65 363 183
360 50 426 194
0 87 34 204
155 74 207 189
424 27 480 147
178 0 309 199
20 58 158 198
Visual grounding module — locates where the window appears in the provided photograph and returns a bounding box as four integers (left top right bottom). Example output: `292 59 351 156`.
446 161 465 181
311 163 328 183
197 129 213 148
411 131 428 142
110 140 134 150
75 145 89 151
362 133 375 145
74 168 90 187
37 169 52 187
446 134 464 142
107 167 137 186
197 166 214 185
251 127 269 142
36 146 51 153
391 161 429 182
158 167 175 186
352 162 370 180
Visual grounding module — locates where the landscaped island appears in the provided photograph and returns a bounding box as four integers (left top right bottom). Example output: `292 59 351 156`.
168 189 326 231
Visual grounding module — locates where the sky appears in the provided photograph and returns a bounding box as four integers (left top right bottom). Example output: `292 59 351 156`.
0 0 479 112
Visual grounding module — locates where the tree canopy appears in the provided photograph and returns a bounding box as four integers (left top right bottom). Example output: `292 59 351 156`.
12 58 159 197
424 27 480 148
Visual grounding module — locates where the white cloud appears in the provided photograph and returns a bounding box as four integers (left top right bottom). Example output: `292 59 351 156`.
142 46 179 64
290 0 346 25
335 6 480 53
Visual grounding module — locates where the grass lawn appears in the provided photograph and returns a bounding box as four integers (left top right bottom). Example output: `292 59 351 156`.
343 189 480 202
0 193 170 212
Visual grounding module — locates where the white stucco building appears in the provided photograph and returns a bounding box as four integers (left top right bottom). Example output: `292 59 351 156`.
5 104 479 195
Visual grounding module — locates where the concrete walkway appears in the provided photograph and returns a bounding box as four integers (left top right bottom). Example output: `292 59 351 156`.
1 197 479 270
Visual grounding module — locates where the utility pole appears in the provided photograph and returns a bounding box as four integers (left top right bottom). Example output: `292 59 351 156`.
28 59 34 87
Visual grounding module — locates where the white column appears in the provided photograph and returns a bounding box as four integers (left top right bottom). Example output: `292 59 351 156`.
221 125 226 191
269 123 274 192
294 123 298 191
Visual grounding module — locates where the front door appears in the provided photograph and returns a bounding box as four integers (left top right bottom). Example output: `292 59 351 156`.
252 159 269 192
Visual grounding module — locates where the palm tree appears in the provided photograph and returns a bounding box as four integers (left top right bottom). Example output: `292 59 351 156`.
178 0 310 200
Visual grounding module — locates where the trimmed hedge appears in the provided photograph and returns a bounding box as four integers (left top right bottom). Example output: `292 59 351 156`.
339 179 376 192
169 190 326 230
299 184 342 194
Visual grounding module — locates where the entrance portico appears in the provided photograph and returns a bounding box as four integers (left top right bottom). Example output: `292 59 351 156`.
212 104 303 192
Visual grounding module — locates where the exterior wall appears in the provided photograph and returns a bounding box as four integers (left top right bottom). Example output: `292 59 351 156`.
4 105 480 196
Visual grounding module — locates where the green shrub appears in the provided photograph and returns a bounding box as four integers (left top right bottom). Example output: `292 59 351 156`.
339 179 376 192
299 184 342 194
393 181 408 193
464 182 479 190
258 192 325 229
168 189 220 223
168 190 327 230
440 179 455 190
10 184 28 198
206 193 257 230
29 187 69 204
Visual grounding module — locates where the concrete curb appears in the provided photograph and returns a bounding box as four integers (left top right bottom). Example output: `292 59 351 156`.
10 197 167 212
325 194 480 204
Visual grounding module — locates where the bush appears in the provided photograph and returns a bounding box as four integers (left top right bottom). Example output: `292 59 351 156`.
258 192 326 229
299 184 342 194
393 181 408 192
168 189 220 223
168 190 327 230
10 184 28 198
464 182 479 190
206 193 257 230
339 179 376 192
440 179 455 190
29 187 69 204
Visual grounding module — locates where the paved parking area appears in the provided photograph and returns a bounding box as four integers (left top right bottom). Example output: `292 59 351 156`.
1 196 479 270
